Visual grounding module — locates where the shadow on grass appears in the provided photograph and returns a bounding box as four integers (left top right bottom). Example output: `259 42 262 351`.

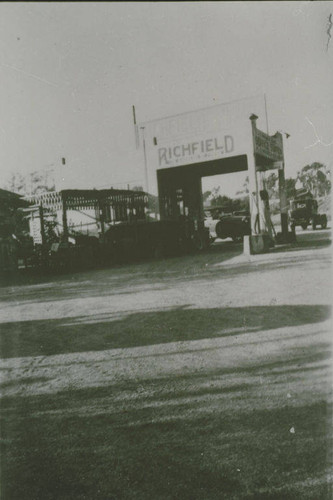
2 404 330 500
1 355 331 500
0 304 330 359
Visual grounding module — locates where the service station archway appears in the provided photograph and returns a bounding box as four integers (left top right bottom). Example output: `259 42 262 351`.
155 116 288 241
157 154 248 224
137 98 289 243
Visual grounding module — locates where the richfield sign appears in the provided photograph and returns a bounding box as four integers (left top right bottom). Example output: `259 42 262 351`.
137 96 267 193
158 135 235 167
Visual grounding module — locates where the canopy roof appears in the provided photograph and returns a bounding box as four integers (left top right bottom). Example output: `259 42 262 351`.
25 188 148 211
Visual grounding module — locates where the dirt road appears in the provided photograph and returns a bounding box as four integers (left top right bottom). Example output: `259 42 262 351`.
0 229 332 499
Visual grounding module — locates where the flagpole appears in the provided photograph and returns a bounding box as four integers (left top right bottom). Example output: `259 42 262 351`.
264 93 269 135
132 105 139 149
140 126 149 194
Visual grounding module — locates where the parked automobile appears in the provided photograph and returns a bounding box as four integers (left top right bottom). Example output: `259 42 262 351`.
204 207 251 243
289 190 327 230
215 212 251 242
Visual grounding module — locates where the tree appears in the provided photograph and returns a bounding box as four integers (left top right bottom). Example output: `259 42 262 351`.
297 163 331 197
285 177 297 200
232 196 249 212
5 170 55 196
5 172 26 194
207 187 232 210
209 187 222 206
204 186 249 213
265 172 278 198
202 191 212 204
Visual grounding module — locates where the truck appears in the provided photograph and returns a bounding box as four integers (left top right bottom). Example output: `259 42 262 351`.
289 189 327 231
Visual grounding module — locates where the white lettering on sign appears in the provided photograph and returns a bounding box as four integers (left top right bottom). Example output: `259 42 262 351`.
137 96 267 193
158 135 234 167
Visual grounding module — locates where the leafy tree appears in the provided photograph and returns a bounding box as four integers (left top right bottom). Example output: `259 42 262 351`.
232 196 249 212
285 177 297 200
297 162 330 197
265 172 278 198
202 190 212 204
209 187 222 206
5 172 26 194
5 171 55 196
205 186 249 213
206 187 232 210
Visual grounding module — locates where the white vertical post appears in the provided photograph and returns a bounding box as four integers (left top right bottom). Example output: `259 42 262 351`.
247 153 259 235
249 115 260 234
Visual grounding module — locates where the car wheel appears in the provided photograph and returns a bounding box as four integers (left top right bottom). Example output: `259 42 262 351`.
215 221 224 239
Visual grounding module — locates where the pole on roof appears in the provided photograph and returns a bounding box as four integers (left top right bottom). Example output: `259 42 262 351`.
140 126 149 194
62 192 68 243
133 105 140 149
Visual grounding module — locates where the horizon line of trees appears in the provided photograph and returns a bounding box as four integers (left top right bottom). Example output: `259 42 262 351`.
203 162 331 210
4 162 331 214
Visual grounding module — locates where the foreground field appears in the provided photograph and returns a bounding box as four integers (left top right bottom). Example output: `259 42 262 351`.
0 230 332 499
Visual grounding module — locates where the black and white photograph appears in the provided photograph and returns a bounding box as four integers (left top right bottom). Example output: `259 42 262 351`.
0 2 332 499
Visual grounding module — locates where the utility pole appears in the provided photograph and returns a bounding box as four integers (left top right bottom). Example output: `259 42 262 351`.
277 132 289 241
249 114 261 234
262 93 269 192
140 126 149 194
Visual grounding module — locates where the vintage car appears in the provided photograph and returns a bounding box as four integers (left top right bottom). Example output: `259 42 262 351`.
205 207 251 243
289 190 327 230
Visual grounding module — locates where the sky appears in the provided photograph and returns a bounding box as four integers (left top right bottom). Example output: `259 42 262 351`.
0 2 332 197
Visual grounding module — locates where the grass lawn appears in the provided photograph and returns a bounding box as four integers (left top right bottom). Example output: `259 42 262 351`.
1 375 331 500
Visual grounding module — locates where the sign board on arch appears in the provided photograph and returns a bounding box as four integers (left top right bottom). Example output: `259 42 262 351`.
137 95 267 194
